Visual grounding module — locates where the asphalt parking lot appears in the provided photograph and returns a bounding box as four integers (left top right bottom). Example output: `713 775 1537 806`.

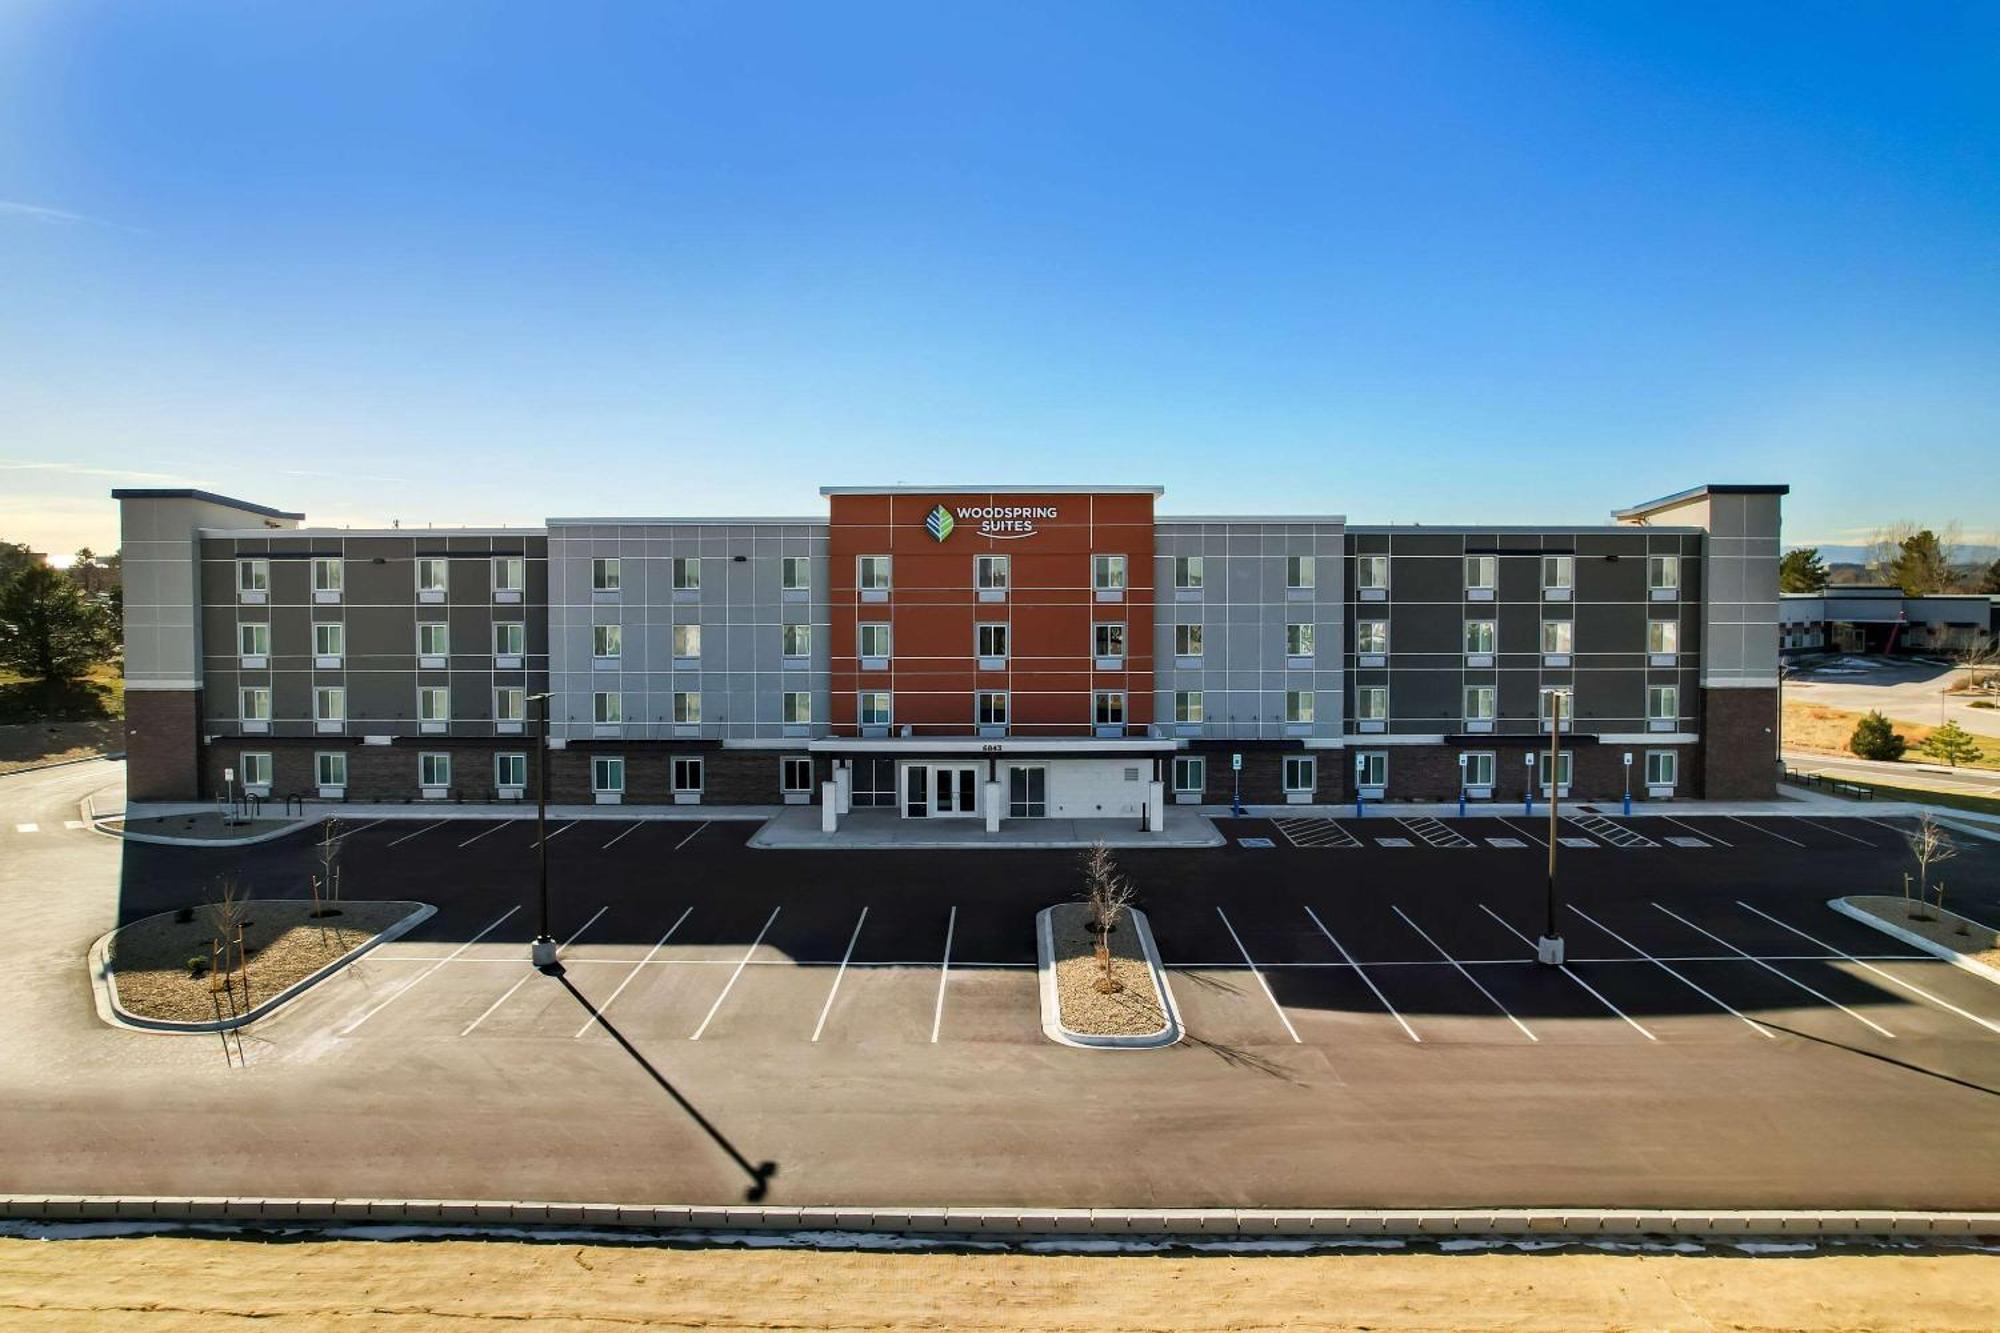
8 762 2000 1212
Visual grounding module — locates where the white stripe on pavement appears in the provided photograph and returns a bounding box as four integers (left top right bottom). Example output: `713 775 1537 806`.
331 818 387 842
1735 901 2000 1037
673 821 710 851
575 906 692 1038
388 819 452 848
1793 817 1874 847
811 907 870 1043
1477 903 1654 1040
601 820 646 850
1664 816 1726 847
1653 903 1894 1038
690 907 780 1040
1495 816 1548 848
1391 905 1537 1041
341 905 519 1034
461 905 609 1036
457 821 515 848
930 906 956 1044
1303 905 1419 1042
530 820 577 848
1215 906 1301 1043
1566 905 1774 1037
1727 815 1805 848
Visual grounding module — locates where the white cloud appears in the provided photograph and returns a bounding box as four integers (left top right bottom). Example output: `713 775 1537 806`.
0 199 139 231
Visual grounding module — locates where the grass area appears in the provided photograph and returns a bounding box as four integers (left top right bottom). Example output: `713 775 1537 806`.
1782 699 2000 771
0 660 123 724
1814 781 2000 819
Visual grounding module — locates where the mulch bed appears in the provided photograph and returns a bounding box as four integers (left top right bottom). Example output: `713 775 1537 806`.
107 899 416 1024
1847 894 2000 970
1049 901 1165 1037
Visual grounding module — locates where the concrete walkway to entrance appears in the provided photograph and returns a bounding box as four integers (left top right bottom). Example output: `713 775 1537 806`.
749 806 1224 849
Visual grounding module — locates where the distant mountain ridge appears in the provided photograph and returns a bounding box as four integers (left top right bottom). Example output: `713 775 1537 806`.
1788 544 2000 565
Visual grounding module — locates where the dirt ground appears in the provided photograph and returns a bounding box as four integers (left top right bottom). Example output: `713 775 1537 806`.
1783 700 2000 771
0 719 121 774
2 1236 1998 1330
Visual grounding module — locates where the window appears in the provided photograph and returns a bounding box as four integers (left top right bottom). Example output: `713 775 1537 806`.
781 556 810 591
495 687 525 722
240 687 271 721
1464 620 1496 654
592 756 625 794
1354 555 1388 590
1282 755 1315 793
1538 687 1574 728
977 691 1009 726
237 559 269 593
592 557 621 591
1093 690 1126 726
239 622 269 657
781 756 814 793
1174 690 1203 724
593 691 622 724
977 623 1008 659
672 556 700 590
858 623 891 660
1648 556 1679 591
1464 555 1496 591
316 752 347 788
1645 750 1678 787
1648 620 1679 655
1542 555 1573 590
1286 689 1315 723
315 622 345 658
588 624 619 659
496 753 527 789
493 622 524 657
975 554 1009 590
420 752 452 788
1173 756 1205 793
859 691 892 726
1353 621 1385 655
239 752 272 788
857 555 891 590
1464 685 1495 720
1541 620 1574 655
672 756 704 793
1174 555 1204 589
1538 751 1574 789
1355 751 1388 788
1288 622 1318 657
419 622 450 657
1093 554 1127 590
492 556 524 593
417 558 449 594
314 686 345 722
1355 686 1386 721
783 691 811 724
673 624 701 658
782 623 811 658
419 686 449 722
1290 555 1321 589
673 691 701 724
1463 752 1495 788
313 557 343 592
1094 622 1126 660
1648 685 1679 722
1175 623 1202 657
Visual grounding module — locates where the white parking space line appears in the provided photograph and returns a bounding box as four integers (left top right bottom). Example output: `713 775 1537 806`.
1727 815 1805 848
576 906 692 1038
1858 816 1907 835
1664 816 1726 847
1652 903 1894 1038
457 821 516 848
673 821 710 851
462 905 609 1036
1477 904 1654 1040
1390 905 1537 1041
64 820 86 829
331 818 387 843
530 820 578 848
811 907 870 1043
14 823 37 834
930 905 956 1044
1496 816 1548 848
601 821 646 850
1215 907 1301 1042
1792 817 1874 847
341 905 520 1034
690 907 780 1041
1566 907 1774 1037
388 819 452 848
1303 905 1419 1042
1735 901 2000 1037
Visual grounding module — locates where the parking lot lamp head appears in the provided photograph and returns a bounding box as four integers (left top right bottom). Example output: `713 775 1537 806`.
528 691 557 970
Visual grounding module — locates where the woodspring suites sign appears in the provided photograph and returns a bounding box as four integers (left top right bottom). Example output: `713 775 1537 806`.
926 503 1059 542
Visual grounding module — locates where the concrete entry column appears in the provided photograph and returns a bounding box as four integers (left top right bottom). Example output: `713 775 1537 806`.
820 782 839 832
1145 780 1164 832
834 760 851 815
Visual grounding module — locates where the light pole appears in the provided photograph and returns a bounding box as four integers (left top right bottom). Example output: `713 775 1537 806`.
1537 693 1566 966
529 691 557 970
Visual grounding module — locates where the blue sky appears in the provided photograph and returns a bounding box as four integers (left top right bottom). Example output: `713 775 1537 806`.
3 1 1996 556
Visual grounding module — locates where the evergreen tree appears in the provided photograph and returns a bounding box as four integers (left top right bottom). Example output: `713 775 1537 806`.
0 565 112 683
1980 558 2000 594
1919 720 1982 768
1779 547 1829 593
1847 710 1906 762
1890 530 1953 595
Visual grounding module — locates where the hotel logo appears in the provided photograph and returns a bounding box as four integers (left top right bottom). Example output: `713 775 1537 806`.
925 505 956 542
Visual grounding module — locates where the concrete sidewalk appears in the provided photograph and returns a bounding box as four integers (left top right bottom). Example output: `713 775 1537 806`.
1198 788 1917 821
124 799 779 824
750 806 1224 849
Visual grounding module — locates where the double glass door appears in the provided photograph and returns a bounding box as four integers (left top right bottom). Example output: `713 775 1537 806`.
903 764 979 818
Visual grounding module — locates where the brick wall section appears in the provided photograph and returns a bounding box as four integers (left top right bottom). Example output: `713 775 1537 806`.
1700 687 1778 799
1182 740 1696 804
126 689 202 801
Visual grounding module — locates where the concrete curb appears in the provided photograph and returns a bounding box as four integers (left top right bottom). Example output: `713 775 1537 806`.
0 750 123 778
1830 897 2000 988
0 1196 1993 1238
751 829 1227 851
114 818 323 848
89 901 438 1034
1036 906 1181 1049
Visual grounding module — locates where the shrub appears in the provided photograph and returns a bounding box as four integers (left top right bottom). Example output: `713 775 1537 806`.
185 956 208 978
1919 720 1982 767
1849 710 1906 761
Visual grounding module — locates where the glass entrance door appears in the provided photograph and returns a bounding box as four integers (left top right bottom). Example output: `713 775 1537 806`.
933 765 978 817
904 764 929 818
1008 765 1047 818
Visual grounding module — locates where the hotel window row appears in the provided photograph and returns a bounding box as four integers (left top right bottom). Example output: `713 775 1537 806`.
236 556 526 603
232 620 534 664
1350 554 1682 597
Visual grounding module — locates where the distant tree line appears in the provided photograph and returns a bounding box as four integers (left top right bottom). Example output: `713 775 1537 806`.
1783 523 2000 597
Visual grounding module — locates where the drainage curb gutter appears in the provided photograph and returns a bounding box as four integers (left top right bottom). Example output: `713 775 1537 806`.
1036 906 1181 1049
0 1196 1995 1238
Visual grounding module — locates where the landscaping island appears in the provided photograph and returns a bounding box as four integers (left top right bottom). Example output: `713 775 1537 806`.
1037 902 1179 1048
1834 894 2000 980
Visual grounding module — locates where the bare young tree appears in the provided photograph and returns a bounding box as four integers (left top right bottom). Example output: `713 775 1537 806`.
206 877 248 1016
1079 840 1137 994
1903 813 1957 922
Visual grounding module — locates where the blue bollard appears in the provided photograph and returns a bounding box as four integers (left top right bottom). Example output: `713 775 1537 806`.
1524 791 1533 817
1622 791 1632 817
1355 793 1364 819
1459 793 1467 819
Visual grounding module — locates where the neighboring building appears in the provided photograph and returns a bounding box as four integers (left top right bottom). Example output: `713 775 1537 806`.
1781 587 1999 657
113 480 1786 812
